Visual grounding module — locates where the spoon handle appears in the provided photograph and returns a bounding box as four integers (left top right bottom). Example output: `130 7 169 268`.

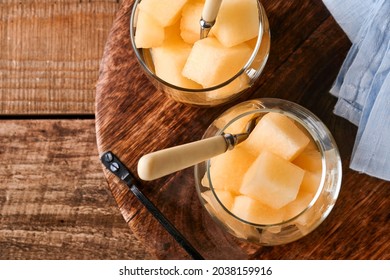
202 0 223 23
137 135 227 181
200 0 223 39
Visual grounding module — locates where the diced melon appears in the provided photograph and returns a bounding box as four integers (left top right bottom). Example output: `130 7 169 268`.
139 0 188 27
205 74 250 101
214 111 257 135
293 149 322 173
180 1 204 44
201 190 260 239
213 107 258 135
151 24 202 89
163 21 187 46
201 173 210 188
201 189 235 210
240 150 305 209
182 37 252 87
215 190 235 210
306 139 319 151
231 195 285 224
212 0 259 47
208 146 256 193
245 30 270 69
243 112 310 161
283 191 314 221
300 171 321 193
293 121 319 151
134 9 164 48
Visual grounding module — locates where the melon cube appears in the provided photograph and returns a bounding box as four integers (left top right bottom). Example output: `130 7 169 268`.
139 0 188 27
293 121 319 151
240 150 305 209
243 112 310 161
293 149 322 173
201 190 260 239
201 189 235 210
180 1 204 44
246 30 271 69
182 37 252 87
283 191 314 221
214 110 257 135
205 74 250 101
151 24 202 89
231 195 285 224
163 21 186 46
208 145 256 193
212 0 259 47
134 9 164 48
300 171 321 193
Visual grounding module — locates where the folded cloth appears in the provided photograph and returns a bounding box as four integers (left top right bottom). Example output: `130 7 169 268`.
330 0 390 125
322 0 390 181
322 0 377 43
351 70 390 180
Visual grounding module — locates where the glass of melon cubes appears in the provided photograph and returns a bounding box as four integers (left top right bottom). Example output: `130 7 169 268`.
130 0 270 106
195 98 342 245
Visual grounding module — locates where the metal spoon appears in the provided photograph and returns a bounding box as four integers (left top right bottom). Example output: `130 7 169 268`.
200 0 223 39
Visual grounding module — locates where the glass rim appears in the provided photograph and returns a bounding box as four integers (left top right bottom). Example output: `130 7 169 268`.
203 99 341 227
129 0 269 93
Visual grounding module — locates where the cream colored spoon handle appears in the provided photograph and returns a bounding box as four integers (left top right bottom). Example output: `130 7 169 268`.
137 135 227 181
200 0 223 39
202 0 223 23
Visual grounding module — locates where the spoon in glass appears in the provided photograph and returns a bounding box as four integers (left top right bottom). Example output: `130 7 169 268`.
200 0 223 39
137 115 258 181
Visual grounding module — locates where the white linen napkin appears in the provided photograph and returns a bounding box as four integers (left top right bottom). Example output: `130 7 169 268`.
322 0 390 181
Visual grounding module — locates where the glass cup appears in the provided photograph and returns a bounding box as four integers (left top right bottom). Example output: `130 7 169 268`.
194 98 342 245
130 0 270 107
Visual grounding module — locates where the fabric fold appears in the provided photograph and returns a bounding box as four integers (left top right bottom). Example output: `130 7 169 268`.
322 0 390 181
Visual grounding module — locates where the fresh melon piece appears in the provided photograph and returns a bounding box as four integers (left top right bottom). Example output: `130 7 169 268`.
208 145 256 193
243 112 310 161
201 189 235 210
214 111 257 135
300 171 321 193
150 24 202 89
231 195 285 224
205 74 250 101
212 0 259 47
139 0 188 27
293 121 318 150
245 29 270 69
134 9 164 48
151 47 202 89
240 150 305 209
283 191 314 221
293 149 322 173
201 190 260 239
163 21 186 46
213 107 258 135
182 37 252 87
180 1 204 44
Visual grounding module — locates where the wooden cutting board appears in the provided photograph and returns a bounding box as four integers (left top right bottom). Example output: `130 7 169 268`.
96 0 390 259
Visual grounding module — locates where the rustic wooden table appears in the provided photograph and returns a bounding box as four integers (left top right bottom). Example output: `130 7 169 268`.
0 0 152 259
1 0 389 260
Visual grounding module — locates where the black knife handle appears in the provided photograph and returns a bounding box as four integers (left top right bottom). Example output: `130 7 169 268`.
100 151 204 260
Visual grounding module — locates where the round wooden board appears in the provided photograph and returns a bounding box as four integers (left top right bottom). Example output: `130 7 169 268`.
96 0 390 259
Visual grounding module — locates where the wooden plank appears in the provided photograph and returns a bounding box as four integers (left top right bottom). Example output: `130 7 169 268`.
0 119 152 259
0 0 121 115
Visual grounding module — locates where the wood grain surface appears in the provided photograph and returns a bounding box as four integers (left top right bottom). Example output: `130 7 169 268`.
0 119 152 259
1 0 154 260
96 0 390 259
0 0 120 115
